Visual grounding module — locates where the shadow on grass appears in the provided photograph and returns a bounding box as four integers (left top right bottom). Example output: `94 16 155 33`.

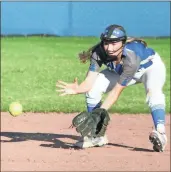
0 131 82 150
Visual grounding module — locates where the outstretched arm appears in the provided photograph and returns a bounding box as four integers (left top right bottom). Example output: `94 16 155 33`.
56 50 103 96
56 71 98 96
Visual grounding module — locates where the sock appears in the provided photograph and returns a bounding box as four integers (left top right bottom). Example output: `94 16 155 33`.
87 102 102 112
151 104 166 133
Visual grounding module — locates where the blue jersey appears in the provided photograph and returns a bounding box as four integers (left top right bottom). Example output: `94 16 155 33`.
123 41 155 61
89 40 155 86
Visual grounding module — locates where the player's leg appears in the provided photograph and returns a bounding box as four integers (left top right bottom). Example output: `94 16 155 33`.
141 53 167 152
86 69 120 112
75 69 119 148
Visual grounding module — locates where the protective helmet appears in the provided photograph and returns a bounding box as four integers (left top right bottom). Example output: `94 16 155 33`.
100 24 127 43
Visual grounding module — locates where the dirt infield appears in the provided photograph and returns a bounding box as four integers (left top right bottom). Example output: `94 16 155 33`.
1 112 170 171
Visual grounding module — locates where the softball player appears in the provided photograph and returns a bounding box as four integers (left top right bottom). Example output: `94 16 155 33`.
56 24 167 152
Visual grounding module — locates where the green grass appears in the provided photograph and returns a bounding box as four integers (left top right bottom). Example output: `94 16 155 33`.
1 37 170 113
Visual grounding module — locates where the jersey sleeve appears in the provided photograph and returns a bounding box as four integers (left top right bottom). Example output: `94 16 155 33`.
118 49 141 86
88 51 103 72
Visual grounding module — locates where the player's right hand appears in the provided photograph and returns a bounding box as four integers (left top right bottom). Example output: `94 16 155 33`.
56 78 79 96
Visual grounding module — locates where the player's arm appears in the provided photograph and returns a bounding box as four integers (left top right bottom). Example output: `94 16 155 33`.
101 50 141 110
74 70 99 94
100 83 125 110
76 54 103 93
56 52 102 96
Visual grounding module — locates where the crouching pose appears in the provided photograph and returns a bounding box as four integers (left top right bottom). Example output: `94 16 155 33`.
56 24 167 152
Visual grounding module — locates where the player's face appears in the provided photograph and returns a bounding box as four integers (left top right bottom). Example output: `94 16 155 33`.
103 41 123 56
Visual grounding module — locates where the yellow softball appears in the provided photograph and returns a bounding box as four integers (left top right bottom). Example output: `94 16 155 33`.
9 102 23 117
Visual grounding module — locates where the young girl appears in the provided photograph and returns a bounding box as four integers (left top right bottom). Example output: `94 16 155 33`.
56 24 167 152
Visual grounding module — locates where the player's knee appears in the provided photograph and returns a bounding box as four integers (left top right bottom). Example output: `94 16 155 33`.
85 91 102 105
86 91 102 112
85 74 107 105
146 90 165 108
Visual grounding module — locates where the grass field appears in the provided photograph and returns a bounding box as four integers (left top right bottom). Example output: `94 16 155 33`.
1 37 170 113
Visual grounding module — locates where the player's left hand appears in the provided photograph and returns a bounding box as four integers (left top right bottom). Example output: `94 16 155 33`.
56 78 78 96
72 108 110 137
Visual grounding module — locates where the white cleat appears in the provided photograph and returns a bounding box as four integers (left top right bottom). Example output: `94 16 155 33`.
74 135 109 148
149 130 167 152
